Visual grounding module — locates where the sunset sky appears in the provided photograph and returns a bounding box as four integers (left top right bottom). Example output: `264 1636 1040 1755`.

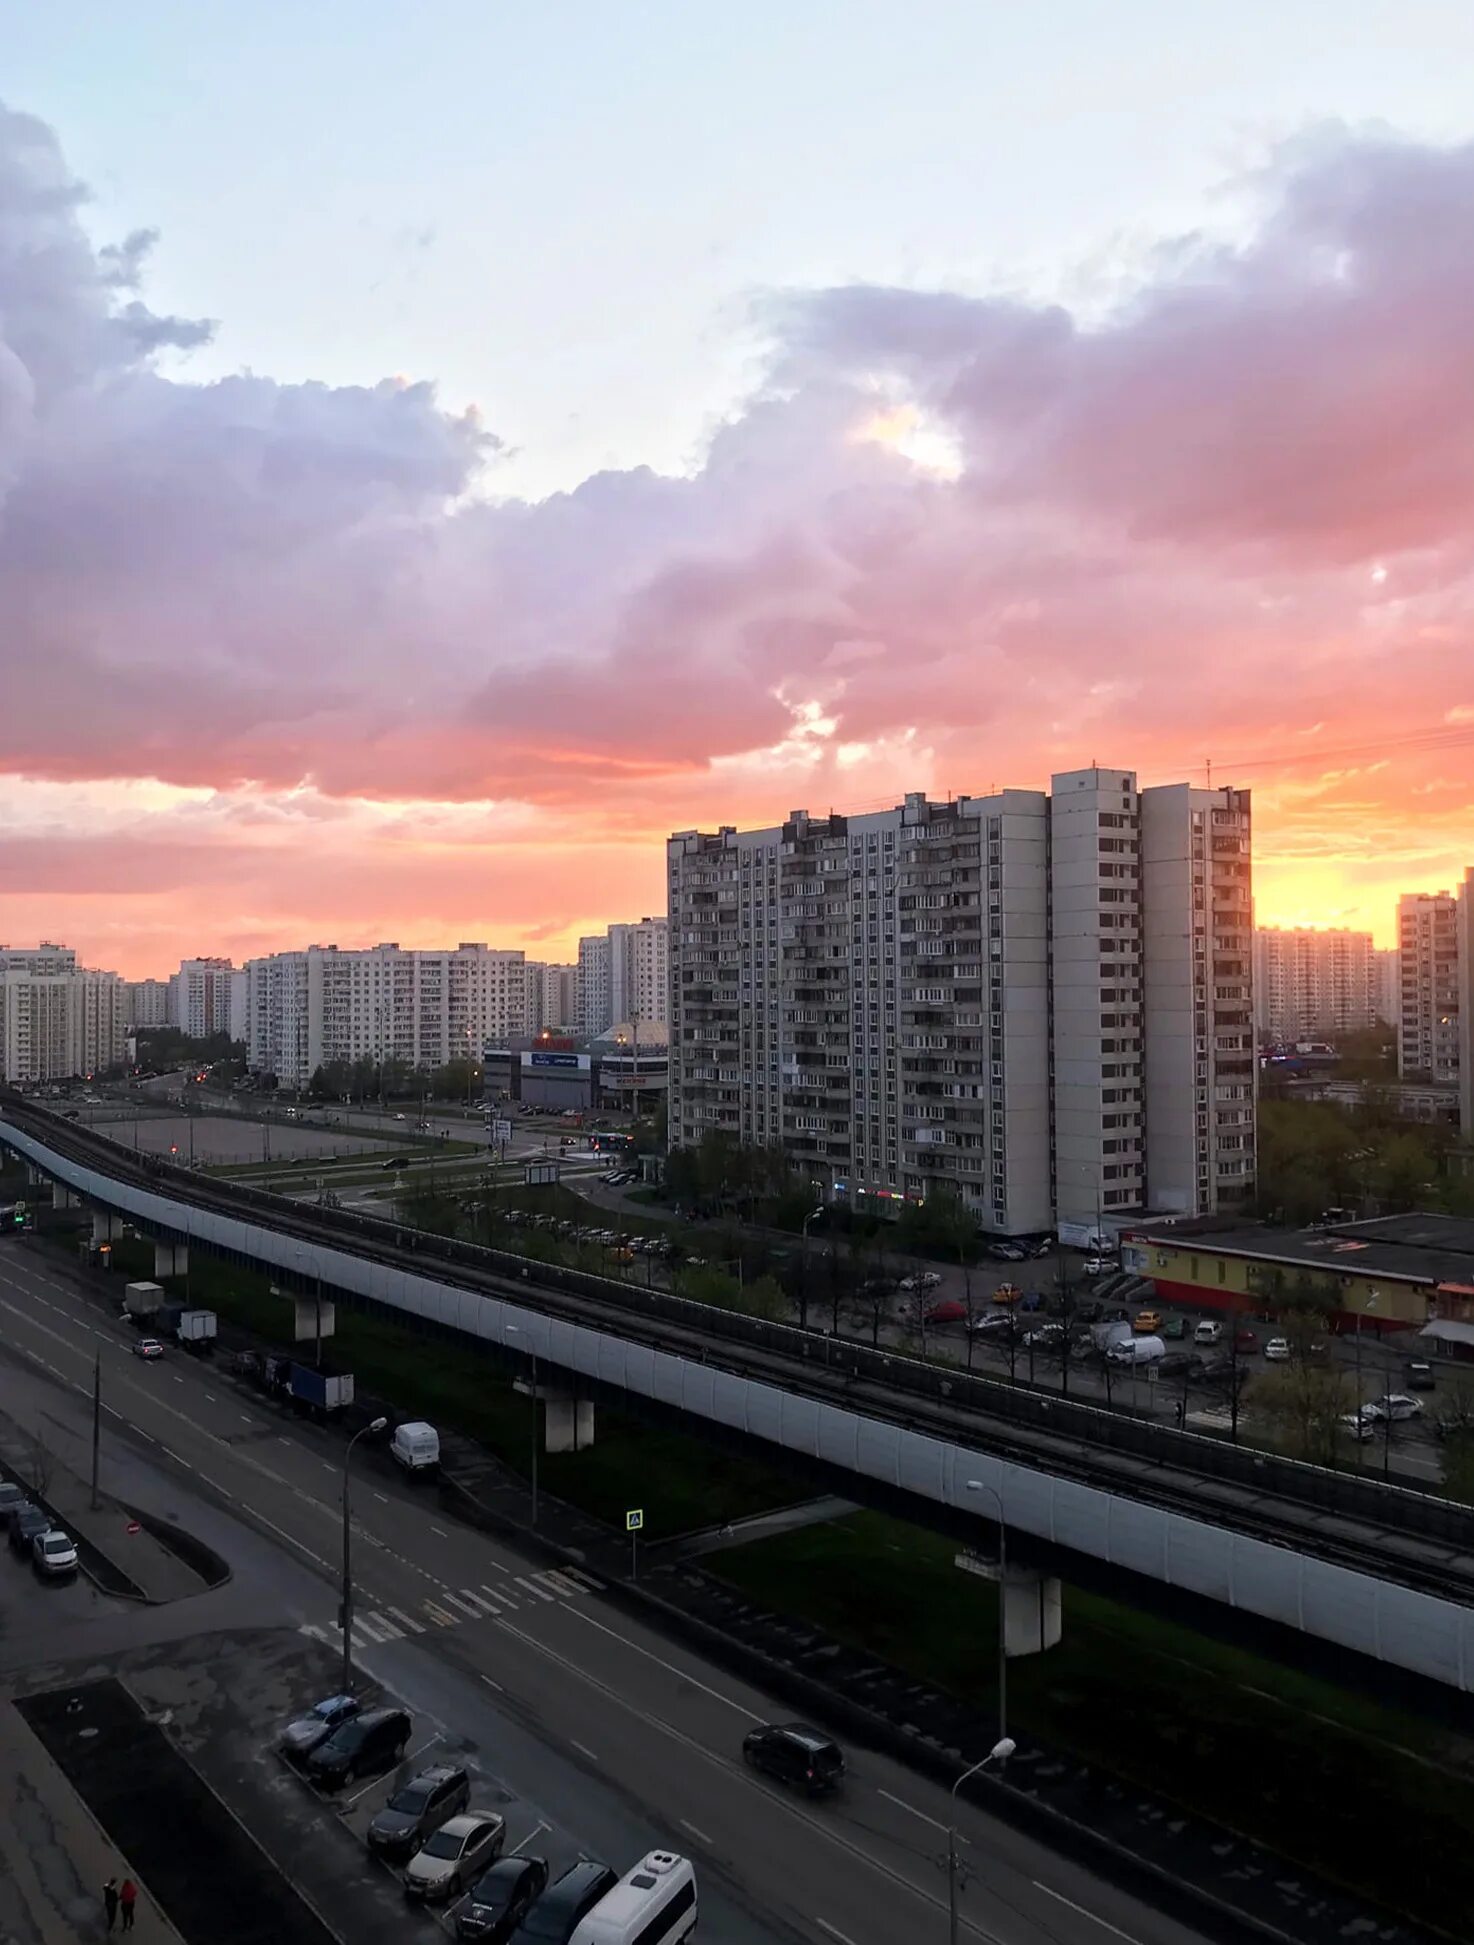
4 4 1474 977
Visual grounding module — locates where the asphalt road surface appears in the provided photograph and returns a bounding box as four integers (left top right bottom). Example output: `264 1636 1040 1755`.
0 1235 1221 1945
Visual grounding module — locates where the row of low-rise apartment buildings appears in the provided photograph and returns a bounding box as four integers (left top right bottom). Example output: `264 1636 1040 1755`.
667 768 1256 1238
0 945 128 1084
123 958 249 1041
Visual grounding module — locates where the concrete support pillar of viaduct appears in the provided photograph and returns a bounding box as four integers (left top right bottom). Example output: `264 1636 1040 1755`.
52 1186 78 1210
956 1550 1063 1658
154 1240 189 1279
542 1396 595 1453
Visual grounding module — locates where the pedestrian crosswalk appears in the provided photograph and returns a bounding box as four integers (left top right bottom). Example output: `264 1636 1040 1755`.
300 1565 605 1652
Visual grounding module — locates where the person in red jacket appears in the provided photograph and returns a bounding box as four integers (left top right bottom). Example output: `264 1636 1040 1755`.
119 1880 137 1932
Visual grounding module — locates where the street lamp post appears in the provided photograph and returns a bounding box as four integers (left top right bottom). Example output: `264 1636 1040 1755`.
507 1326 539 1525
800 1201 824 1331
341 1415 388 1694
947 1736 1016 1945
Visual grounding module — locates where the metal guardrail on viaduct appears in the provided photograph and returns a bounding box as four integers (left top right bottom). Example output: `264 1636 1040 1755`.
6 1093 1474 1694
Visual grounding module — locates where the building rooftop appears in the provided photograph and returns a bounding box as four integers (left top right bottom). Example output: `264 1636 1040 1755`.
1134 1211 1474 1293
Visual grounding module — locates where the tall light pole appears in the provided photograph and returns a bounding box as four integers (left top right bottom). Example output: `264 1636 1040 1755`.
341 1415 388 1694
507 1326 539 1525
800 1201 825 1331
947 1736 1016 1945
965 1478 1008 1740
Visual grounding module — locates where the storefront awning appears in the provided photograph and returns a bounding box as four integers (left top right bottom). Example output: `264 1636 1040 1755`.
1418 1319 1474 1346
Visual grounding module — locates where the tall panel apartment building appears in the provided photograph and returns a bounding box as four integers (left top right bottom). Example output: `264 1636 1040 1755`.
0 945 126 1083
244 943 531 1089
609 918 669 1030
1253 928 1377 1040
577 936 613 1036
1459 869 1474 1140
668 770 1254 1235
1397 892 1461 1084
124 978 171 1028
175 957 241 1039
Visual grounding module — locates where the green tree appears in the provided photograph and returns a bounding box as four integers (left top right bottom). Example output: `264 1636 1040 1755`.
1433 1381 1474 1505
1248 1362 1358 1466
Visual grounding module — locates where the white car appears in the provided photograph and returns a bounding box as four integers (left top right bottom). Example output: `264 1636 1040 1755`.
1366 1393 1423 1423
1342 1409 1380 1442
132 1338 166 1360
33 1529 79 1577
1263 1337 1291 1362
402 1812 505 1901
1082 1256 1108 1276
1193 1320 1224 1346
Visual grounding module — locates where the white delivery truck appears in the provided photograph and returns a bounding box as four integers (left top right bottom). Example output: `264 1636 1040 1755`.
390 1422 440 1473
122 1280 164 1323
175 1309 217 1346
1106 1333 1166 1367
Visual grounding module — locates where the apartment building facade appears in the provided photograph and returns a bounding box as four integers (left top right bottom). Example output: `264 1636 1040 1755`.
124 978 171 1029
0 945 127 1083
244 943 531 1089
1253 927 1378 1041
174 957 246 1040
1460 870 1474 1141
667 769 1254 1236
609 918 669 1030
1397 892 1462 1085
577 935 613 1037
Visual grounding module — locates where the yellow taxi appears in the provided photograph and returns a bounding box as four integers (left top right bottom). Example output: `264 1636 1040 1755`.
991 1282 1023 1306
1132 1309 1163 1334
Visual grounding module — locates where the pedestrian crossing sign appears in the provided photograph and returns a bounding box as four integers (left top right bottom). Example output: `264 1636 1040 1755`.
626 1508 644 1531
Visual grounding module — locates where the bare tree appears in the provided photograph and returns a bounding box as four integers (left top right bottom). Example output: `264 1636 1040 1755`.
25 1432 53 1501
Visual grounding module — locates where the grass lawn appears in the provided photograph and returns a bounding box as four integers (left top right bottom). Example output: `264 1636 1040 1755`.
104 1237 791 1536
713 1511 1474 1937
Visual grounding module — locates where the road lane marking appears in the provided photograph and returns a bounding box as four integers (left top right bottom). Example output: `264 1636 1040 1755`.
508 1818 547 1852
514 1576 554 1601
204 1392 217 1401
422 1602 459 1627
877 1788 967 1841
556 1604 763 1720
443 1592 490 1619
374 1492 389 1503
538 1569 581 1595
1030 1884 1143 1944
570 1740 599 1763
431 1525 448 1537
815 1923 858 1945
678 1818 712 1845
384 1606 426 1635
478 1674 505 1694
562 1567 605 1591
479 1584 512 1608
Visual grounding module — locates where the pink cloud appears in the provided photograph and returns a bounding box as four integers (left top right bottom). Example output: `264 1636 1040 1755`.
2 103 1472 968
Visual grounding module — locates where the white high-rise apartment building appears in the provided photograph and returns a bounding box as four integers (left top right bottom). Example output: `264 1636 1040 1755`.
0 944 127 1083
244 943 531 1089
577 935 612 1036
124 978 171 1028
175 957 240 1039
609 918 668 1030
668 769 1255 1235
541 963 578 1031
1374 947 1401 1028
1397 891 1461 1085
1458 870 1473 1139
1253 928 1377 1041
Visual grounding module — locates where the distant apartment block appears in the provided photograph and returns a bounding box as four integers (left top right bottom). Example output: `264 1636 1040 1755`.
124 978 171 1029
174 957 247 1041
668 769 1254 1236
576 919 669 1038
1374 947 1401 1028
1459 870 1474 1141
243 942 531 1090
1398 891 1462 1085
1253 927 1377 1041
0 944 126 1084
577 935 612 1037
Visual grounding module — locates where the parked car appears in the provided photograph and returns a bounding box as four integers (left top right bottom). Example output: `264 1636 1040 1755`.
0 1482 28 1525
32 1529 78 1577
504 1861 619 1945
742 1722 845 1795
923 1299 968 1325
1263 1337 1291 1362
991 1282 1022 1306
1193 1320 1223 1346
1161 1315 1188 1341
1158 1352 1206 1381
1082 1255 1110 1276
9 1506 50 1557
1233 1329 1260 1354
303 1706 412 1789
1132 1310 1162 1335
131 1338 166 1360
1342 1409 1379 1442
403 1812 507 1902
366 1763 471 1860
1366 1393 1423 1423
456 1855 551 1942
278 1693 360 1761
967 1312 1014 1337
1405 1361 1437 1391
1022 1323 1065 1349
989 1242 1027 1262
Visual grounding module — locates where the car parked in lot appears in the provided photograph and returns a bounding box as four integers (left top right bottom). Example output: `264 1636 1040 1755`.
1161 1315 1188 1340
32 1529 78 1577
131 1337 165 1360
967 1311 1014 1337
278 1693 360 1762
456 1855 551 1942
1082 1254 1110 1276
1366 1393 1423 1423
303 1706 412 1789
989 1241 1027 1262
1342 1408 1380 1442
1132 1310 1162 1334
1193 1320 1223 1346
1022 1323 1065 1349
923 1299 967 1325
403 1812 506 1901
0 1482 27 1525
1234 1328 1260 1354
366 1763 471 1861
990 1282 1022 1306
742 1722 845 1795
1405 1362 1437 1391
1263 1337 1291 1362
505 1860 619 1945
9 1505 50 1557
1158 1351 1206 1381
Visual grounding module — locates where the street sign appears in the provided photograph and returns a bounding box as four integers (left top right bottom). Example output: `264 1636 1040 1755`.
626 1508 644 1532
492 1119 512 1143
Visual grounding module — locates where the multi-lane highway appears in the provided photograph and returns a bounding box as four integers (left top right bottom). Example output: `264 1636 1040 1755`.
0 1235 1219 1945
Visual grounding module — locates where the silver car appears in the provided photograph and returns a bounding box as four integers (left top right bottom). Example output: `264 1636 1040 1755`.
403 1813 506 1901
33 1529 79 1576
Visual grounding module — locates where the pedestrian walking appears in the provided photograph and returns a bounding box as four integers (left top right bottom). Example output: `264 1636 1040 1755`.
103 1879 119 1932
119 1880 137 1931
1175 1398 1186 1429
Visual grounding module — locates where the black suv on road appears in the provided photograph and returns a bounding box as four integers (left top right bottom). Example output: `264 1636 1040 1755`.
742 1722 845 1795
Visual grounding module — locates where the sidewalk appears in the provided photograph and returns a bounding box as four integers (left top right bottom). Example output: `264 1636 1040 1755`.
0 1705 186 1945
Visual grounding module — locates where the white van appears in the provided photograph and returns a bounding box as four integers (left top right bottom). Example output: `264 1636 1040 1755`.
569 1851 696 1945
390 1421 440 1472
1106 1334 1166 1367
